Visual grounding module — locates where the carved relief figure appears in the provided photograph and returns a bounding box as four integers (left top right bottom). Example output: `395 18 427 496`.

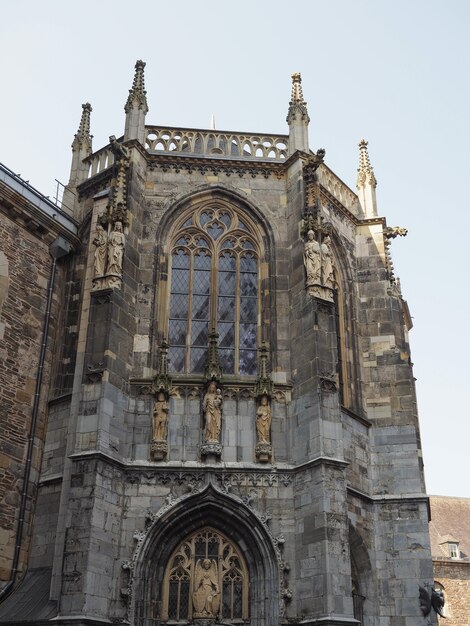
93 224 108 276
256 394 271 444
321 235 335 289
152 392 169 441
203 382 222 442
107 221 125 275
192 558 220 617
304 229 321 285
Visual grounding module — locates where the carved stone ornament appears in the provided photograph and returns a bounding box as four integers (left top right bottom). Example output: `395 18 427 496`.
319 376 337 393
150 439 168 462
204 330 223 381
85 362 104 383
92 220 125 291
256 395 272 463
302 211 336 302
150 391 169 461
120 481 291 624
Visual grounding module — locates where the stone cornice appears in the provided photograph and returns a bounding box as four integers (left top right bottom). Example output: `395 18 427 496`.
0 163 79 247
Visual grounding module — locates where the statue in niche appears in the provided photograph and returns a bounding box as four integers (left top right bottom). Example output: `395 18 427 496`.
203 381 222 443
321 235 335 289
92 224 108 277
192 558 220 617
304 229 321 285
256 394 272 444
107 221 125 275
152 392 169 441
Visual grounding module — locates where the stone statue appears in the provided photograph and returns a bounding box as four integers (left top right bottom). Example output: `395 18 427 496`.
92 224 107 277
256 394 271 444
192 558 220 617
203 382 222 443
107 221 125 275
152 392 169 441
321 235 335 289
304 229 321 285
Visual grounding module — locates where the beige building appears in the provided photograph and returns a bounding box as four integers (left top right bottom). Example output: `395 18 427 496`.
429 496 470 625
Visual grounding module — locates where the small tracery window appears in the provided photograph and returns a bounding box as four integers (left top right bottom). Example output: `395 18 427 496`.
168 204 260 375
162 527 249 622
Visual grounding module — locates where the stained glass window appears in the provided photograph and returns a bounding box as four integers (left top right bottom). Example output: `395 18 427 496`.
167 205 260 375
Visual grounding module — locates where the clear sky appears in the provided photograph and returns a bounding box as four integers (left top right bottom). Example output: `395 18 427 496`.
1 0 469 497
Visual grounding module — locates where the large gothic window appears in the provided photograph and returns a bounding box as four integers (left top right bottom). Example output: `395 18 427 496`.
167 204 260 376
161 527 249 622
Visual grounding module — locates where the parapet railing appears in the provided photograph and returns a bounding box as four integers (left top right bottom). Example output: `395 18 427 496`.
317 164 360 215
85 145 115 179
144 126 288 161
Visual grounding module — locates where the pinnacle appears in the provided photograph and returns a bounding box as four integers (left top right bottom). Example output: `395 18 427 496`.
77 103 92 139
357 139 377 188
290 72 305 104
287 72 310 125
125 59 149 113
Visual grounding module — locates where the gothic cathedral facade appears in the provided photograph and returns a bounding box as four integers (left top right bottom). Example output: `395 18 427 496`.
0 62 436 626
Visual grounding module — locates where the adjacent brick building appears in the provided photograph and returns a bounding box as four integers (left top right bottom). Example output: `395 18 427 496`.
0 163 77 597
429 496 470 625
0 62 438 625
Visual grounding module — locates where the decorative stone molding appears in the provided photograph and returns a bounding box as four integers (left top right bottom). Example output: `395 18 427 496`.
303 211 337 303
200 441 223 460
85 361 104 383
320 376 338 393
120 481 292 622
286 72 310 124
204 330 223 382
145 126 288 161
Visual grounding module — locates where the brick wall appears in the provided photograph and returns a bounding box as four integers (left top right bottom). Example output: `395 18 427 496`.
434 560 470 626
0 212 58 582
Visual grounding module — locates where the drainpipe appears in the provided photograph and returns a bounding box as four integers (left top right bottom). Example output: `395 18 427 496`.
0 235 72 603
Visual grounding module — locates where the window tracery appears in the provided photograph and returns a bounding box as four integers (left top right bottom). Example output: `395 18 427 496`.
162 527 249 622
167 204 260 376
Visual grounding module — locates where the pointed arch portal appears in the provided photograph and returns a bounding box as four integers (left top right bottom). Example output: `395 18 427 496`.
132 486 280 625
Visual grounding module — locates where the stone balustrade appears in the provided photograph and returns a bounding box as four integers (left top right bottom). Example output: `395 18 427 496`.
85 146 115 178
145 126 288 160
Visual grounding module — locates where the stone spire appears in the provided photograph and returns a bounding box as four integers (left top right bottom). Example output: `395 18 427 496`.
356 139 378 218
124 60 149 144
287 72 310 155
62 103 93 216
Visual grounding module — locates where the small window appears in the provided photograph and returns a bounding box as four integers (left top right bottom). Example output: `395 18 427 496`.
448 542 459 559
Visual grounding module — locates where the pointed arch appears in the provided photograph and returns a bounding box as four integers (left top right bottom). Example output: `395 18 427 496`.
349 522 374 626
153 187 276 377
132 485 280 625
327 226 362 412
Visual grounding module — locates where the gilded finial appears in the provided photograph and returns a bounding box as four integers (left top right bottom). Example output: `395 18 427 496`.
125 59 149 113
357 139 377 188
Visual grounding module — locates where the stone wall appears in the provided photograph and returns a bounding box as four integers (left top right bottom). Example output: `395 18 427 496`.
434 561 470 626
0 211 60 582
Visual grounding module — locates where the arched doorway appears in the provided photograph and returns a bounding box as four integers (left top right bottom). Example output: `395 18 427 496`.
132 485 280 625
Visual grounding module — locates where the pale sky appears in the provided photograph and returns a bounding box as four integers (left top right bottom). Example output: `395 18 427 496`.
1 0 469 497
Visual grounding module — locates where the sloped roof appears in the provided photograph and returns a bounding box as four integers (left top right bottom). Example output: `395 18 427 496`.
429 496 470 560
0 568 57 622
